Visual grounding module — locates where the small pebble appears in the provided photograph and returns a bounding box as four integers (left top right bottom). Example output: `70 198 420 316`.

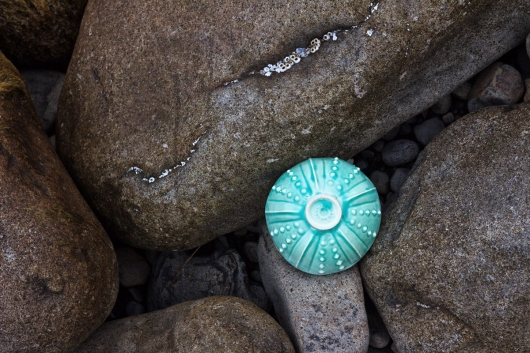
250 270 262 283
125 301 145 317
441 112 455 125
390 168 410 193
356 158 370 170
467 62 524 112
361 149 376 161
452 81 472 101
431 94 452 115
370 171 390 195
128 287 145 303
414 117 445 145
391 342 399 353
381 139 419 167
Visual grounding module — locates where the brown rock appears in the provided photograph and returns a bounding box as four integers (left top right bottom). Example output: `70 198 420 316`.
0 53 118 352
467 62 524 112
56 0 530 250
0 0 88 69
71 296 295 353
361 103 530 352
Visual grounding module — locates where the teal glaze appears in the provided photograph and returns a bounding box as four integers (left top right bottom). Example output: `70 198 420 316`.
265 157 381 275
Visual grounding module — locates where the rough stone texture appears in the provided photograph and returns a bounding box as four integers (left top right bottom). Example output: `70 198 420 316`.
467 62 524 112
414 117 446 146
148 240 269 311
361 103 530 352
57 0 530 250
258 222 369 353
0 0 88 69
20 70 65 133
71 296 295 353
381 139 419 167
115 245 151 287
0 53 118 352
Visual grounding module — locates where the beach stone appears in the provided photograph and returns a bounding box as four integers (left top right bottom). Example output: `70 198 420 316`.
116 245 151 287
370 170 390 195
389 168 410 193
258 222 369 353
147 242 269 311
413 117 445 145
430 94 451 115
243 241 259 263
381 140 419 167
467 62 524 112
125 301 145 317
71 296 295 353
361 103 530 352
452 81 472 100
0 53 118 353
0 0 87 69
367 297 391 349
20 70 64 133
441 112 455 125
56 0 530 251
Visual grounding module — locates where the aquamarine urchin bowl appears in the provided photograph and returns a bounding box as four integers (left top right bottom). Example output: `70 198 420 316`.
265 157 381 275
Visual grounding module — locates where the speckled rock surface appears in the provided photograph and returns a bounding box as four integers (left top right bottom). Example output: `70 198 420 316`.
71 296 295 353
467 62 524 112
57 0 530 250
258 222 369 353
0 53 118 352
361 103 530 352
0 0 87 69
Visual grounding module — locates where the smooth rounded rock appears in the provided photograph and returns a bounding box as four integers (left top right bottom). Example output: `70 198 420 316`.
71 296 295 353
370 170 390 195
57 0 530 250
362 103 530 352
467 62 524 112
413 117 445 146
147 241 269 311
389 168 410 193
381 140 419 167
0 0 87 69
0 52 118 353
258 221 369 353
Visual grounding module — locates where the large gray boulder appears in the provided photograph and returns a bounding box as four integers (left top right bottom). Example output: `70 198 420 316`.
57 0 530 250
361 103 530 352
0 53 118 353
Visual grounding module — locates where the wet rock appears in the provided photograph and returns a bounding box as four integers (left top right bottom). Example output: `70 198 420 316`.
147 242 269 311
258 222 369 353
370 170 390 195
116 245 151 287
413 117 445 146
361 104 530 352
389 168 410 193
430 94 451 115
0 0 87 69
0 53 118 353
381 140 419 167
20 70 64 134
56 0 530 251
467 62 524 112
71 296 295 353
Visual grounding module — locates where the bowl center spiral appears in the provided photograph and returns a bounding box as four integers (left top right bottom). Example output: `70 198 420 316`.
305 194 342 230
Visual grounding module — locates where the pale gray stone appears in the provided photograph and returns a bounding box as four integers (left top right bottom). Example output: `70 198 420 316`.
258 222 369 353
